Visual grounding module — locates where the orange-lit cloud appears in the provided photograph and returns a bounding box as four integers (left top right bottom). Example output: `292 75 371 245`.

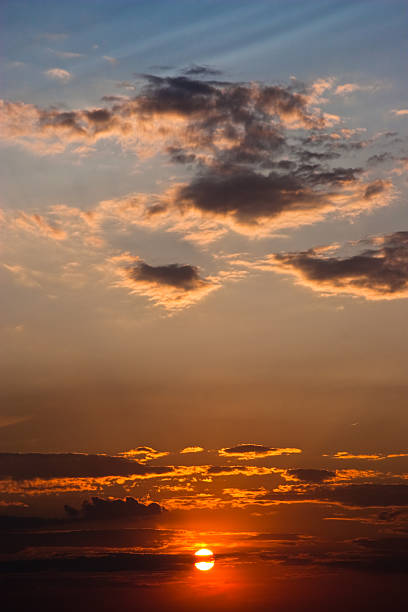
180 446 205 454
218 444 302 460
14 212 67 240
265 231 408 300
0 74 398 244
392 109 408 116
331 451 408 461
117 447 169 462
114 259 221 311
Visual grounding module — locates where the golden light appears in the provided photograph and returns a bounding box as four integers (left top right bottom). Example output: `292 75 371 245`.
195 560 215 571
194 548 214 557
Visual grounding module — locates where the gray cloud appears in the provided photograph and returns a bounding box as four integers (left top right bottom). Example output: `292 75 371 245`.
271 231 408 300
117 261 219 310
182 65 223 77
1 74 396 238
128 262 210 291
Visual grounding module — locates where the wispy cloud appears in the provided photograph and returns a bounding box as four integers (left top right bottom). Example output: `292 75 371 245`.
44 68 72 81
392 109 408 116
103 55 118 65
47 48 84 59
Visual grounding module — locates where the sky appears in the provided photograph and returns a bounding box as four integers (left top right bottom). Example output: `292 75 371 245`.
1 1 408 610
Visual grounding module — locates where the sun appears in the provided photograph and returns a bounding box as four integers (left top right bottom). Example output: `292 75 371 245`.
195 560 215 571
194 548 214 557
194 548 215 571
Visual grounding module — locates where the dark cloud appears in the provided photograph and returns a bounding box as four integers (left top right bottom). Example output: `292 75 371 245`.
64 496 164 521
0 552 192 574
1 74 397 239
128 262 209 290
0 524 174 555
378 508 408 522
367 152 394 165
118 261 219 310
222 444 274 455
286 469 336 483
271 231 408 300
263 483 408 507
354 536 408 553
0 452 170 480
219 444 301 458
177 169 324 223
182 64 223 77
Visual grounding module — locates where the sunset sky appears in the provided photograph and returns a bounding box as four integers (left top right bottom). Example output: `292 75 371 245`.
1 1 408 610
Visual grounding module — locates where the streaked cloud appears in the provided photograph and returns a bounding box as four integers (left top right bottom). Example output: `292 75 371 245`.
331 451 408 461
118 447 169 462
218 444 302 459
103 56 118 65
15 212 67 240
47 48 84 59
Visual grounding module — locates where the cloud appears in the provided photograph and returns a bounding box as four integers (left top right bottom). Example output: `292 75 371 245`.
168 168 390 236
0 416 30 429
0 552 192 574
334 83 374 96
38 32 68 41
285 469 336 483
392 109 408 116
0 73 399 243
3 263 42 288
262 483 408 508
219 444 302 460
0 452 170 481
14 212 67 240
118 447 169 461
64 496 164 521
44 68 72 81
268 231 408 300
180 446 204 454
331 451 408 461
103 56 118 65
47 48 84 59
115 260 220 310
207 465 279 476
182 64 223 76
